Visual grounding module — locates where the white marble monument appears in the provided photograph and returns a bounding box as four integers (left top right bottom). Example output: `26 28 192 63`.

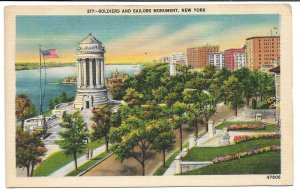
73 33 110 110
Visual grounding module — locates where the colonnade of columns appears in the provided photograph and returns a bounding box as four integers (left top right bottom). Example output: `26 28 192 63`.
77 58 105 88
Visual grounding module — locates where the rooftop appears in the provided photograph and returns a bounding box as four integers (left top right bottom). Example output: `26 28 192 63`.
79 33 102 44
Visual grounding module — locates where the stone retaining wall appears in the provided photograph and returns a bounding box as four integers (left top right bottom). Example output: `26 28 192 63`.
244 108 276 118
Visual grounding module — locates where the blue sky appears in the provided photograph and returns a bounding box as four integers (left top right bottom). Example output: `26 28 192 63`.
16 14 280 63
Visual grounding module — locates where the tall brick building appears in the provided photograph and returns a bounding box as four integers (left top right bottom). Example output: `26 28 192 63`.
224 48 245 71
187 45 219 69
246 36 280 70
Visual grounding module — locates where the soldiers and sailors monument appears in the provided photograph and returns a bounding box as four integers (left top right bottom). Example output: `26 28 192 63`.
73 33 110 110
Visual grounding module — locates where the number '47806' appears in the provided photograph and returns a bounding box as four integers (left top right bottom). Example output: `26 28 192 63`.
266 175 281 179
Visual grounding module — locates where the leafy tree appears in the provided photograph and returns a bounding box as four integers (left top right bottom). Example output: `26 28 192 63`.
90 104 112 152
183 89 216 133
152 119 175 167
222 76 244 116
16 94 37 130
170 101 188 151
202 64 215 79
152 86 168 104
56 111 89 170
210 68 231 102
185 105 203 137
110 82 126 100
123 88 144 106
234 67 256 106
16 130 45 176
110 115 156 176
111 108 122 128
253 70 275 101
176 64 191 84
188 76 207 92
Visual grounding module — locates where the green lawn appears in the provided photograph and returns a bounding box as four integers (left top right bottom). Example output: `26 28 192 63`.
180 150 280 175
216 121 279 132
33 139 104 176
153 150 180 176
67 151 111 176
43 110 53 117
182 137 280 161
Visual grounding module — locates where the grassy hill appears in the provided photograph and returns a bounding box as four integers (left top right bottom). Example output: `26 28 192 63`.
181 151 280 175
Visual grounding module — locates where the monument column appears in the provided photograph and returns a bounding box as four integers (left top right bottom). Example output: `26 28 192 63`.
101 59 105 86
82 59 87 86
77 60 81 88
89 59 94 88
96 59 100 87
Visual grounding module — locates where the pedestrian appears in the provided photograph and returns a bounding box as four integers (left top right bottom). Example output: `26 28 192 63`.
85 147 89 159
90 148 93 159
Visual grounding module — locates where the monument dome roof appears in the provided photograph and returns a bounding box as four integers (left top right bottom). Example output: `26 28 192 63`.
79 33 101 44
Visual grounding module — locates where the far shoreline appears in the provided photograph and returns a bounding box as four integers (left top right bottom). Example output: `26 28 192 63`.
15 63 144 71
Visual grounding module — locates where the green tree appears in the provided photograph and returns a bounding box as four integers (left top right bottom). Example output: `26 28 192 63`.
183 89 216 133
202 64 215 79
90 104 112 152
123 88 144 106
170 101 188 151
56 111 89 170
152 119 175 168
152 86 168 104
16 94 37 130
110 82 126 100
234 67 257 106
210 68 231 102
253 70 275 101
222 76 245 116
16 130 45 177
110 115 157 176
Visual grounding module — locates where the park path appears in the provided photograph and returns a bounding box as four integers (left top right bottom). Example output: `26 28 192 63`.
49 144 106 177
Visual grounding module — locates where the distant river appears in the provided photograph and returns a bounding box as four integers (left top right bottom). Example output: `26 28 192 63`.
16 64 142 111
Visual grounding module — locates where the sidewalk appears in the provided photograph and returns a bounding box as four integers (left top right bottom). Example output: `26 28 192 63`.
49 145 106 177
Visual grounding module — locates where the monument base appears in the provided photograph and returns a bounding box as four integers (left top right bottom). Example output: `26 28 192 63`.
73 87 110 110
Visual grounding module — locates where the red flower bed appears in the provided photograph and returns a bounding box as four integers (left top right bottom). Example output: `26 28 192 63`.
233 133 280 144
211 145 280 163
227 123 265 131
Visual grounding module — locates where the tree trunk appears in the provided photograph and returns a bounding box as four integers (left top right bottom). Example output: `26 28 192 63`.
140 150 145 176
105 136 109 152
179 125 183 151
30 162 35 177
141 160 145 176
21 120 25 130
195 120 199 138
26 165 30 177
163 150 166 168
246 97 250 106
73 153 78 170
205 116 209 132
235 107 238 116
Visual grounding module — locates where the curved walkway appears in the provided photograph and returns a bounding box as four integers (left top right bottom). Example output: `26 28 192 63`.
49 145 106 177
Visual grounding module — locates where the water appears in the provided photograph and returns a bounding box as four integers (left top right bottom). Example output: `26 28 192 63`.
16 64 142 111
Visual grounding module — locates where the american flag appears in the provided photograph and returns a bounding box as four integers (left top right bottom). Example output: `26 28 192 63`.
41 49 59 59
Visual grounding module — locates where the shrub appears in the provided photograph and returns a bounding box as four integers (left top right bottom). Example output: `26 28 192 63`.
256 97 275 109
227 123 265 131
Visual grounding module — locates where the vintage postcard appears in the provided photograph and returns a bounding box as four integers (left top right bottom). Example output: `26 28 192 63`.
5 4 293 187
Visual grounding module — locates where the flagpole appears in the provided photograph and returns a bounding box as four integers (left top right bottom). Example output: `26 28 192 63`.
39 44 43 115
